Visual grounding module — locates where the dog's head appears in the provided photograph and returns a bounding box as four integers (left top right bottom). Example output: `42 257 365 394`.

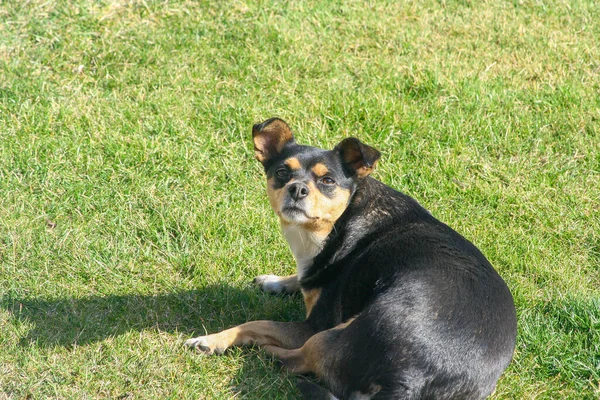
253 118 381 234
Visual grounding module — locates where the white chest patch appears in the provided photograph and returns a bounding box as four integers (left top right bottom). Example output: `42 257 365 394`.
281 224 327 280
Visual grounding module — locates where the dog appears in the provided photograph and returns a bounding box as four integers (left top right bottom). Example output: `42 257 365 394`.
185 118 517 399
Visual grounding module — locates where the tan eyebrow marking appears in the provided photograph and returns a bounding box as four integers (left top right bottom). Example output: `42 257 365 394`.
285 157 301 170
311 163 329 177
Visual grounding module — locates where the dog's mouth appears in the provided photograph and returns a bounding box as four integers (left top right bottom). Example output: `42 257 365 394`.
280 205 316 221
282 205 310 217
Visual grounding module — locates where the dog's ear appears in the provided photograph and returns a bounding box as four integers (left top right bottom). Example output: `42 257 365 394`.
252 118 295 164
335 137 381 178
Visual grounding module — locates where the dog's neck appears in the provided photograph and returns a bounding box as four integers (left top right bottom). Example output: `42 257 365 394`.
281 223 328 280
299 178 434 288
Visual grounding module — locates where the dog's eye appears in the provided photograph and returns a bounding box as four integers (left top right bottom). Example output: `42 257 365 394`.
320 177 336 185
276 168 288 178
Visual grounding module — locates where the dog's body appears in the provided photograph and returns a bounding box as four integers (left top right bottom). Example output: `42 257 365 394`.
186 118 517 399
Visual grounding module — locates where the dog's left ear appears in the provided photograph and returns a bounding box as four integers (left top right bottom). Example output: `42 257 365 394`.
335 137 381 178
252 118 295 164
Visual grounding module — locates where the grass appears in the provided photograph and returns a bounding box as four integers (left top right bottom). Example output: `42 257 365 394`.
0 0 599 398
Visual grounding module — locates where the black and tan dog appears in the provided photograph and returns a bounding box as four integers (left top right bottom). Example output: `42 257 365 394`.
185 118 517 399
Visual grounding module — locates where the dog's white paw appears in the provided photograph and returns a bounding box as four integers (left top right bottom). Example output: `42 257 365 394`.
184 335 225 355
254 274 287 294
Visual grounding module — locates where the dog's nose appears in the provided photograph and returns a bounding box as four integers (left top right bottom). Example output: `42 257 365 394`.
288 182 309 201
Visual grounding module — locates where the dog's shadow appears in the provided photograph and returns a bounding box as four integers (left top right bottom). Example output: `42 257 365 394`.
1 284 305 397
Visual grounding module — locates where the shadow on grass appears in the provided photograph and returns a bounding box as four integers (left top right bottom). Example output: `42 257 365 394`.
2 284 306 398
5 288 599 396
1 284 304 348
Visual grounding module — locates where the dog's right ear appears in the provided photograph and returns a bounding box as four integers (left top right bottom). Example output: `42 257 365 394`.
252 118 295 164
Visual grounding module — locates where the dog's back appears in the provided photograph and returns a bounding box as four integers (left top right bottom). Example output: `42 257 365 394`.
300 177 517 399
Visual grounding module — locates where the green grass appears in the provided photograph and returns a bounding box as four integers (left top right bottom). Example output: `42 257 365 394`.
1 0 599 398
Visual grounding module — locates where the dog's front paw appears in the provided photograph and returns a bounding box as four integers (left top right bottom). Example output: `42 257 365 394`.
184 335 226 355
254 274 288 294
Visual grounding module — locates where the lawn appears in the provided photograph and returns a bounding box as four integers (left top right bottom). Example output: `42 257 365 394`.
0 0 599 398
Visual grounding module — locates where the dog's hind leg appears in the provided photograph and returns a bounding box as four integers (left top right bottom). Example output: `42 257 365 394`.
185 320 313 355
296 379 337 400
264 317 384 400
263 317 356 374
295 379 379 400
